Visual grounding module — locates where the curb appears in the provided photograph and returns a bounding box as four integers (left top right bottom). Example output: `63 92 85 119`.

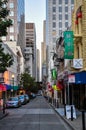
49 103 76 130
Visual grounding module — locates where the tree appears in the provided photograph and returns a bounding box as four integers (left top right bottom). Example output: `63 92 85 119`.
0 44 14 73
20 72 38 93
0 0 13 73
0 0 12 38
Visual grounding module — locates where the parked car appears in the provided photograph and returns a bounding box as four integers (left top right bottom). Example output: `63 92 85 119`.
29 93 36 99
18 95 27 105
6 96 22 108
24 94 30 103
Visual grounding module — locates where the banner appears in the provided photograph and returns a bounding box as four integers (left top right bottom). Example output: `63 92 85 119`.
64 31 74 59
51 69 57 80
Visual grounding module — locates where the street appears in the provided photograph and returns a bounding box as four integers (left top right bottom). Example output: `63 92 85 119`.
0 96 72 130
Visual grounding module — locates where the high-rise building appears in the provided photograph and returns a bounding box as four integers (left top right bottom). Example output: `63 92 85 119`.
25 23 37 80
37 49 40 82
46 0 74 82
1 0 25 87
41 20 47 80
2 0 25 52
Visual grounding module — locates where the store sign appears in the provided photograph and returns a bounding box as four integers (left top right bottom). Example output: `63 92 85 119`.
64 31 74 59
68 75 75 83
73 59 83 69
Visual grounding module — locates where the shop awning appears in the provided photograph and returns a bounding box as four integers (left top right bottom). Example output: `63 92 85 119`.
75 71 86 84
0 84 6 91
5 84 11 90
13 86 19 90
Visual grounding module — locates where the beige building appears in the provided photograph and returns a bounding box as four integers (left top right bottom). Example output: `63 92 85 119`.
25 23 37 80
41 20 47 80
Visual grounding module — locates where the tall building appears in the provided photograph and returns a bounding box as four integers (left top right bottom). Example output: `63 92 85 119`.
41 20 47 80
37 49 40 82
25 23 37 80
1 0 25 87
2 0 25 52
46 0 74 82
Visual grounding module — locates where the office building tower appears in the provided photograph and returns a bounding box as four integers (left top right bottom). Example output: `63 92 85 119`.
46 0 74 82
25 23 37 80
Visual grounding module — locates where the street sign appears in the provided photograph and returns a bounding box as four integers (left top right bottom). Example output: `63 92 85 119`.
66 105 76 119
73 59 83 69
68 75 75 83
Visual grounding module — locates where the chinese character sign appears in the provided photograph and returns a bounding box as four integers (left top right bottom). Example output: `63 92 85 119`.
64 31 74 59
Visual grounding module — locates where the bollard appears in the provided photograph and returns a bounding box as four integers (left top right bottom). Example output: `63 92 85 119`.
71 105 73 121
64 104 66 116
82 110 85 130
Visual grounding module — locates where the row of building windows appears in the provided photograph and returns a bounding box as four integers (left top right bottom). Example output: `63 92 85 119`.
2 35 14 41
58 0 74 5
53 14 68 20
52 22 68 28
52 6 72 13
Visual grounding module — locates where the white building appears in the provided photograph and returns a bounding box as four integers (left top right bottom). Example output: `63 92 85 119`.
46 0 74 82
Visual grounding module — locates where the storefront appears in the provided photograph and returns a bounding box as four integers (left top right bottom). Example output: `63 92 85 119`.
64 71 86 109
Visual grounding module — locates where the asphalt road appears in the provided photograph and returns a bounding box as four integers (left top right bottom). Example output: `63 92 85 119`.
0 96 72 130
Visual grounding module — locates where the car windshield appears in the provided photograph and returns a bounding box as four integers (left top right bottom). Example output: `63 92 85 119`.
8 97 18 101
19 95 24 99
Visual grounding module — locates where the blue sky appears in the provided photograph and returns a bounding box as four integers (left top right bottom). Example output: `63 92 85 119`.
25 0 46 49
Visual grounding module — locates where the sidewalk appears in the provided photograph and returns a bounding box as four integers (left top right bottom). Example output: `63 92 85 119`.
0 110 9 120
51 103 86 130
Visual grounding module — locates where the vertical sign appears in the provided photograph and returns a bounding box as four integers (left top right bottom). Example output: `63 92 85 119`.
51 69 57 80
64 31 74 59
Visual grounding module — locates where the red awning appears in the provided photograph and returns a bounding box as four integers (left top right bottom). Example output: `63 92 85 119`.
0 84 6 91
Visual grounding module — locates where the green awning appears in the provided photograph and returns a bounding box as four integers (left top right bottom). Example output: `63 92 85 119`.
12 86 19 90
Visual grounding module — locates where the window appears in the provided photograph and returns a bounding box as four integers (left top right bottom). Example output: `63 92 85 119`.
9 3 14 8
53 37 56 43
53 14 56 20
10 35 14 41
59 7 62 12
65 0 68 4
9 11 14 16
65 22 68 28
53 22 56 28
59 0 62 4
2 36 6 41
71 0 74 4
59 30 62 35
65 7 68 12
59 22 62 28
11 19 14 24
59 14 62 20
53 0 56 4
10 27 14 33
53 7 56 12
65 14 68 20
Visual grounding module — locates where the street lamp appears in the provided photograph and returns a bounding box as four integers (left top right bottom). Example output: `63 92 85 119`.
12 74 14 97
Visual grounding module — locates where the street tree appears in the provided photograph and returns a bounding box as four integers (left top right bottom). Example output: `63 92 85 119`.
0 0 13 73
0 0 12 38
20 72 38 93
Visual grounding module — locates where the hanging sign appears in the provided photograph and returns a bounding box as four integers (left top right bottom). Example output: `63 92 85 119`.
68 75 75 83
64 31 74 59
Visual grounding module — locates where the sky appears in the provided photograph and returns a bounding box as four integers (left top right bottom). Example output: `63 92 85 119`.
25 0 46 49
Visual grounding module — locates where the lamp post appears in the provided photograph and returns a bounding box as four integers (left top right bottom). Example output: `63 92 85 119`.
12 74 14 97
